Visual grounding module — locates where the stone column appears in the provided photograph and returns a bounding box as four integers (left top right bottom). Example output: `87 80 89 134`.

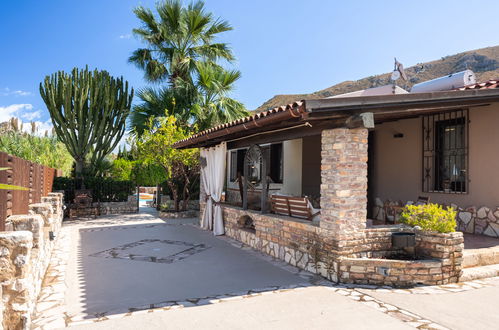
320 128 368 251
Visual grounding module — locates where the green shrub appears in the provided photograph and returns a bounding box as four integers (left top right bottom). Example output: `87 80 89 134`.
0 128 73 175
399 203 457 233
110 158 135 181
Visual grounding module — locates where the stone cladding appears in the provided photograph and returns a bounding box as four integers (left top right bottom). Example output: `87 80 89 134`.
0 192 63 329
200 128 464 287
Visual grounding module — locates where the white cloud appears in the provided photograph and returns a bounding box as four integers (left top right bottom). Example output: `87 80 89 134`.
2 87 32 97
21 119 54 136
0 104 34 122
0 104 53 136
21 110 42 121
119 34 131 39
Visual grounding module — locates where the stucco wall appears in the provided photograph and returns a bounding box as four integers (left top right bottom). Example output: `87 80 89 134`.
372 103 499 207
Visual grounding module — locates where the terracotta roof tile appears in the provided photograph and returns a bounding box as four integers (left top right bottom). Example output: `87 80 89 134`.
174 101 305 147
458 80 499 90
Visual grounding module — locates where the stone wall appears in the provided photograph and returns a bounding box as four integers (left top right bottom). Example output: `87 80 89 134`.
372 197 499 238
200 128 464 287
0 192 64 330
159 210 199 219
204 202 464 287
339 230 463 286
94 195 138 215
208 203 335 280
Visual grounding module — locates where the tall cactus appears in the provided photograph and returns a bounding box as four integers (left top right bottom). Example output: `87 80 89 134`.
40 67 134 182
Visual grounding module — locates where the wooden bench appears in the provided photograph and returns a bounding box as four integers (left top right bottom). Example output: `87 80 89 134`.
270 195 320 221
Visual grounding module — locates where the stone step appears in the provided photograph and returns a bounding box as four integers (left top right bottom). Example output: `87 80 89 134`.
463 249 499 268
460 264 499 282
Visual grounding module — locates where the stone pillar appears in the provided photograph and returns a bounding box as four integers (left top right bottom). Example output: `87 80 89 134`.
320 128 368 249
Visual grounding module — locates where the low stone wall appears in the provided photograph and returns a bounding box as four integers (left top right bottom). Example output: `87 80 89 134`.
0 192 64 329
100 195 138 215
70 196 138 218
455 206 499 238
94 196 138 215
201 203 333 279
339 230 463 286
204 203 464 287
373 197 499 238
160 199 200 211
159 210 199 219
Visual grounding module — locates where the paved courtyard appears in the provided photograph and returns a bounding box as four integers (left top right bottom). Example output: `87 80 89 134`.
32 208 499 329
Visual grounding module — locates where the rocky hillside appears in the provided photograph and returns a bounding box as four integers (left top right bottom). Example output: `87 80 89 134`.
256 45 499 111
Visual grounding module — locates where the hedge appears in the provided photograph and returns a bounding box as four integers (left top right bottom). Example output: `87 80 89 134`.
53 177 135 203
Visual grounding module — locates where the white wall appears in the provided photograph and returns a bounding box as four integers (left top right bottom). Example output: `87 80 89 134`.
282 139 302 196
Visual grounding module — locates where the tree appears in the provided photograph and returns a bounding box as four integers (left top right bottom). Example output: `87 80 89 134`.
129 67 248 135
191 62 247 130
129 0 234 85
128 0 248 136
136 116 199 211
39 67 134 182
129 86 192 136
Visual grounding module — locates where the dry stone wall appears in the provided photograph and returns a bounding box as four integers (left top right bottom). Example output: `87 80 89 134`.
0 192 63 330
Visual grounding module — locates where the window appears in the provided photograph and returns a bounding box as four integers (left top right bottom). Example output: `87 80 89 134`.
229 149 246 182
269 143 283 183
423 110 468 193
229 143 283 184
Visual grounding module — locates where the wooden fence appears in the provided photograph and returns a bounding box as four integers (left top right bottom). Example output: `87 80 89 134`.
0 152 57 231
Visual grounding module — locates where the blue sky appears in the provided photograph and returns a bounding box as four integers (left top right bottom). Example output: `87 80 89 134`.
1 0 498 132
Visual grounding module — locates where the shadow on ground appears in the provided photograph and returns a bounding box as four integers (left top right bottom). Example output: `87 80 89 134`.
68 211 312 320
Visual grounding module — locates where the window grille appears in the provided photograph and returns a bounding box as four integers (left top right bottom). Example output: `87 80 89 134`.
422 109 469 193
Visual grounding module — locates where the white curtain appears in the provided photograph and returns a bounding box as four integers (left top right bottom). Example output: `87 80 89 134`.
200 142 226 235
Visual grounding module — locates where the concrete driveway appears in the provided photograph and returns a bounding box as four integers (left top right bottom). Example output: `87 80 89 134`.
64 211 314 320
33 209 499 330
70 286 413 330
358 279 499 330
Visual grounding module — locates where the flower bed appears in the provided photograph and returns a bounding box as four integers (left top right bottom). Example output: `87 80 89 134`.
339 230 463 287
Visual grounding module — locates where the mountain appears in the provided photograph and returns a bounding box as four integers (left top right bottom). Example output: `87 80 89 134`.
255 45 499 111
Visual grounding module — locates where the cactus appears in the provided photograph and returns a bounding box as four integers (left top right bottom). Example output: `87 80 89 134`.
40 67 134 182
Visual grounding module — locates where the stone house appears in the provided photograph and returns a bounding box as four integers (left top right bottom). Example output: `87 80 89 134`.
174 80 499 287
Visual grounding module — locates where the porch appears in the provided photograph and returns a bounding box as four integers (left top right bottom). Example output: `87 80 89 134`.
175 88 499 286
201 125 465 287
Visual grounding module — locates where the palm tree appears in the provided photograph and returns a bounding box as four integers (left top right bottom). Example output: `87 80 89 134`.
130 64 248 134
192 62 247 130
129 0 234 85
129 86 193 136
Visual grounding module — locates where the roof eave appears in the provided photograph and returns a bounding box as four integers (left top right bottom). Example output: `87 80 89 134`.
306 88 499 114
